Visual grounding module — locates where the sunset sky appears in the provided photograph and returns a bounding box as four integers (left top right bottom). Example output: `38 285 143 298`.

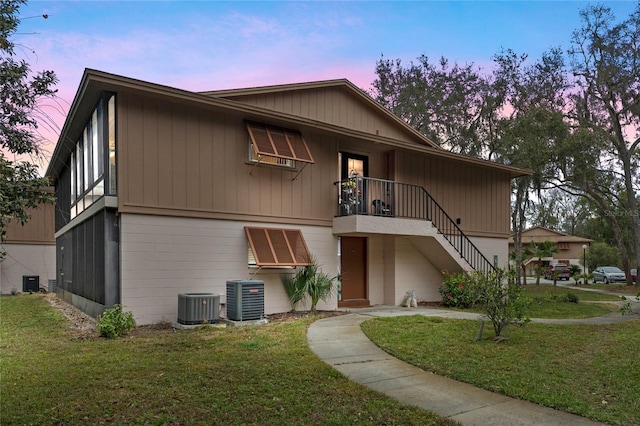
14 0 637 170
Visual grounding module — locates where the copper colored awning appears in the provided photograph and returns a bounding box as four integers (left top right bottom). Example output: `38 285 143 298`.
245 227 312 267
246 122 314 164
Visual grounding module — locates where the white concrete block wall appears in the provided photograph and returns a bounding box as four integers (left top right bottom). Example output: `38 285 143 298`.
0 244 55 294
469 236 509 270
120 214 338 325
394 237 441 304
366 235 385 306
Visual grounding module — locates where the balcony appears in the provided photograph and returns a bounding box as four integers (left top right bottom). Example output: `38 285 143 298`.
333 177 495 275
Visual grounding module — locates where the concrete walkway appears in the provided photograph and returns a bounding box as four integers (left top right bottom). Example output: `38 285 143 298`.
307 299 639 426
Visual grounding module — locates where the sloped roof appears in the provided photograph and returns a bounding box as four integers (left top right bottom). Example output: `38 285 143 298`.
201 79 440 149
508 226 593 244
46 69 531 180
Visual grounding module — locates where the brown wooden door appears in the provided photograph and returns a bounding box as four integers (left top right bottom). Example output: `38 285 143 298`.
339 237 369 307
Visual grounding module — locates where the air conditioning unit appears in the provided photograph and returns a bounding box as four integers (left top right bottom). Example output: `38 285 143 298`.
22 275 40 293
226 280 264 321
177 293 220 325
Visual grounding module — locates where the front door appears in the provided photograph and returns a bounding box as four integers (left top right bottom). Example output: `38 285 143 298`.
339 236 369 307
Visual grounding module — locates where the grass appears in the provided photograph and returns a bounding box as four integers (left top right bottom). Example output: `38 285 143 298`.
587 283 640 296
448 285 622 319
0 295 457 426
362 315 640 426
520 285 622 319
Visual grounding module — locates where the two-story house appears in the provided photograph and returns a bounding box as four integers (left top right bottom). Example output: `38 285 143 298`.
46 69 529 324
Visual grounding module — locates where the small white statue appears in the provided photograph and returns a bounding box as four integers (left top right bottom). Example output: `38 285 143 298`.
402 289 418 308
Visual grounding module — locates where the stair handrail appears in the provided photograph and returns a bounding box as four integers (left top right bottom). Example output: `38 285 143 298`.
335 177 496 275
416 186 496 275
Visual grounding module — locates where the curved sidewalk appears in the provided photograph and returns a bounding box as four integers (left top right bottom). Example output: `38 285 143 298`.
306 306 638 426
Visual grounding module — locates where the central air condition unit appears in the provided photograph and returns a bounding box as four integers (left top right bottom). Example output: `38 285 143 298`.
22 275 40 293
177 293 220 325
226 280 264 321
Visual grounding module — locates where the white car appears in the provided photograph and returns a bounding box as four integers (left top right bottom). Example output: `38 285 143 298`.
592 266 627 284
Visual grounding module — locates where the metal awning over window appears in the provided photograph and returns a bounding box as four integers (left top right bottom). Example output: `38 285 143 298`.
245 227 312 267
246 123 315 164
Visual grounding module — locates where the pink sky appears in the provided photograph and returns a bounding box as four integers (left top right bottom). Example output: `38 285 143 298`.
13 0 637 175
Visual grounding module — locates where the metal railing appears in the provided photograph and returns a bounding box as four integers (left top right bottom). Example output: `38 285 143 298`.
335 177 496 275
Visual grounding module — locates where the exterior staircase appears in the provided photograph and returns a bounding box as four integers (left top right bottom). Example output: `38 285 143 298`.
336 177 496 275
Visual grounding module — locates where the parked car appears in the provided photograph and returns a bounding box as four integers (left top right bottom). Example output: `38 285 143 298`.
592 266 627 284
544 264 571 280
631 268 637 284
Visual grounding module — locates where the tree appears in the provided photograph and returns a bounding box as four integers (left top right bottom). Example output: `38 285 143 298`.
370 5 639 286
557 128 636 284
568 3 640 283
586 241 621 270
530 192 562 230
489 47 570 289
0 0 56 250
477 268 529 338
371 55 500 157
371 49 569 288
508 244 532 287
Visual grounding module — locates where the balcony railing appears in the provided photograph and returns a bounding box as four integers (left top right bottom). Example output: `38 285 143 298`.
335 177 496 275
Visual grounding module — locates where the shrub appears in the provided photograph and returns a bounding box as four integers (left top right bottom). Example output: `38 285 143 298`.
563 292 579 303
307 268 337 312
438 270 481 308
476 268 529 337
97 305 135 338
281 259 337 312
281 270 308 312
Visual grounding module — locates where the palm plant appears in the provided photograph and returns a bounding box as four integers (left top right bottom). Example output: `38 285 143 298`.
281 271 307 312
281 259 337 312
307 268 337 312
528 241 558 286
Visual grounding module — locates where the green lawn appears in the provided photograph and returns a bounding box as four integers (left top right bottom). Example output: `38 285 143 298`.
362 315 640 426
521 284 622 318
0 295 457 426
587 283 640 296
448 284 622 319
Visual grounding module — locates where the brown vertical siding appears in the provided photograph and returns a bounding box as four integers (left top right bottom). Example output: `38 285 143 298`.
4 201 55 244
226 88 415 143
157 103 174 207
395 151 511 236
117 92 510 236
118 94 338 223
143 99 159 206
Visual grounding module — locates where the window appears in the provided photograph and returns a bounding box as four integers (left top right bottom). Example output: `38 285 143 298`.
69 96 113 219
246 122 314 167
108 95 116 194
558 243 570 250
245 227 312 267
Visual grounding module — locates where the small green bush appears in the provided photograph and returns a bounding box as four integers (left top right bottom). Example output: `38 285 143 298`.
281 259 337 312
97 305 135 338
476 268 530 337
563 292 579 303
438 270 482 308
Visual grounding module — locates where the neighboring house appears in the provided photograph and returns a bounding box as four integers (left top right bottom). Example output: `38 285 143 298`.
0 198 56 294
508 226 593 275
46 69 529 325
